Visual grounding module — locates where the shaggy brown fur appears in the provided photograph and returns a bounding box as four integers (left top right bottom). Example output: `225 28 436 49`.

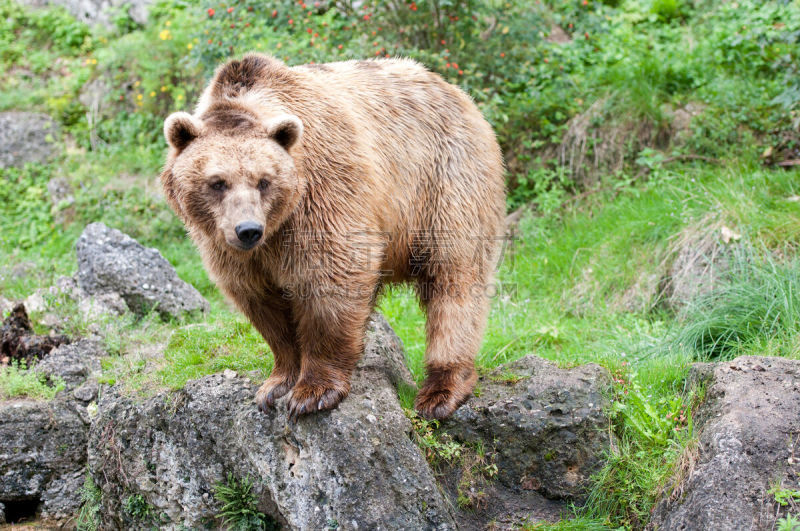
161 54 505 420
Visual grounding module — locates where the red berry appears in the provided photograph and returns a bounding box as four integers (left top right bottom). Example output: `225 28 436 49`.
458 69 463 75
207 8 215 16
307 27 312 33
227 6 233 13
337 44 343 49
272 9 277 17
288 18 294 24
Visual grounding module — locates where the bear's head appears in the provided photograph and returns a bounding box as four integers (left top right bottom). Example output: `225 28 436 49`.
160 105 304 252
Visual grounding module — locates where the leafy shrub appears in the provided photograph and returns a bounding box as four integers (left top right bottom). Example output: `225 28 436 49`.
0 164 55 249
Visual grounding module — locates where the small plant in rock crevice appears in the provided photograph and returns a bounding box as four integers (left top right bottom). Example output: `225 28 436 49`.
405 409 498 510
75 472 102 531
213 473 278 531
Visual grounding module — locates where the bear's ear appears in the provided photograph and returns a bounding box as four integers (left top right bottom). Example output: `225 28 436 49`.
264 114 303 151
164 112 204 152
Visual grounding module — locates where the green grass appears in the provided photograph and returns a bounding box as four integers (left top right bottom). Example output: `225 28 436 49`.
159 306 274 389
0 361 64 400
672 248 800 360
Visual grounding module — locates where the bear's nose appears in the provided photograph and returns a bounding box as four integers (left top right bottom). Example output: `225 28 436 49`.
235 221 264 248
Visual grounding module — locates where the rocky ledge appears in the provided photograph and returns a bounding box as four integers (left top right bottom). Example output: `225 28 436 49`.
650 356 800 530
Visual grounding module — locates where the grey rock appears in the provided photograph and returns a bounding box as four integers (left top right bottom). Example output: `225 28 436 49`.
76 222 209 319
650 356 800 530
34 339 104 390
20 275 127 334
443 355 613 500
47 177 76 224
0 338 100 523
73 379 100 402
88 314 454 530
0 112 59 168
0 398 89 521
46 177 73 208
17 0 152 28
667 102 706 140
0 501 4 522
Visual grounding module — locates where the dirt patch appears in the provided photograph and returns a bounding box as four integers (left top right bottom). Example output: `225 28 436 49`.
0 304 69 367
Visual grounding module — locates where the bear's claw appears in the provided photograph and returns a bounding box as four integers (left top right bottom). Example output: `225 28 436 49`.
286 381 348 421
415 384 472 420
255 374 296 412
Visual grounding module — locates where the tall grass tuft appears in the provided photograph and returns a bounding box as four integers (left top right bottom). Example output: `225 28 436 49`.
673 246 800 360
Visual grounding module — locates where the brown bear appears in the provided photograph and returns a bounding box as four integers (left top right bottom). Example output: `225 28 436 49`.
160 54 505 420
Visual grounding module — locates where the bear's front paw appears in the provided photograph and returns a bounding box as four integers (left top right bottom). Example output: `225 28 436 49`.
256 373 297 412
286 380 350 420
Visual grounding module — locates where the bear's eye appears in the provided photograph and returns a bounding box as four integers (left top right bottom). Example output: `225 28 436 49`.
257 178 269 191
210 180 228 192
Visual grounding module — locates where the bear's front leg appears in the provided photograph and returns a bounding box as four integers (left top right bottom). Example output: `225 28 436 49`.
237 294 301 412
287 289 373 419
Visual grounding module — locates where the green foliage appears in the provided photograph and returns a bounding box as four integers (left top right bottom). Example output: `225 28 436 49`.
779 514 800 531
772 484 800 531
0 361 64 400
76 472 103 531
770 484 800 507
0 0 90 67
396 381 418 410
520 517 614 530
0 164 57 249
582 354 698 528
213 473 278 531
123 493 154 521
406 409 465 466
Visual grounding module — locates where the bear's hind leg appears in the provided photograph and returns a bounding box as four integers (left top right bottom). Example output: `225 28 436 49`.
415 275 488 419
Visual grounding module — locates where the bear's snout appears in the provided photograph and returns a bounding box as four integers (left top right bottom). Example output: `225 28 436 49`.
234 221 264 249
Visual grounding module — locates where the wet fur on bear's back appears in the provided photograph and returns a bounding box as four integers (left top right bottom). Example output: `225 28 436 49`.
195 54 505 266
